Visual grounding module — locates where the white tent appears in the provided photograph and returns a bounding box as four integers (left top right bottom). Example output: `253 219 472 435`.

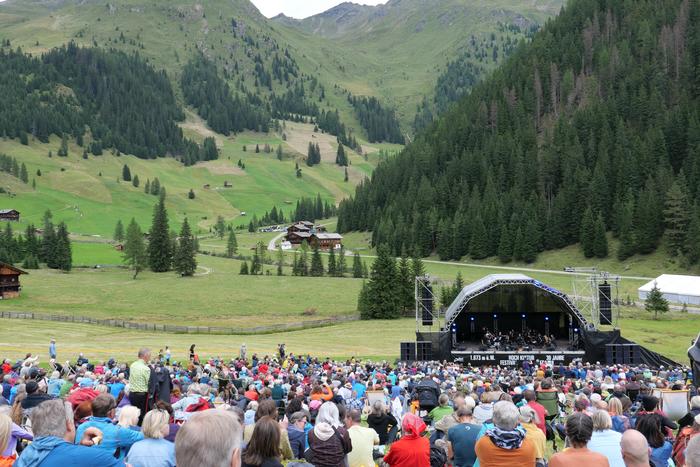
638 274 700 305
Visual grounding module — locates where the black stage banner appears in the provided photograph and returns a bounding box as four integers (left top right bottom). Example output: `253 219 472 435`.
452 351 585 367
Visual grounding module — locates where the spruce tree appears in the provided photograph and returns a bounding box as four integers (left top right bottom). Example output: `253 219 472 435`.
214 215 226 239
114 220 125 242
310 243 324 276
357 281 371 317
593 212 609 258
497 227 513 263
144 179 150 194
352 252 363 278
54 222 72 271
336 245 347 277
411 256 426 278
58 134 68 157
276 245 284 276
19 163 28 183
686 207 700 265
123 218 147 279
174 218 197 276
276 145 283 161
617 197 636 260
148 194 172 272
239 261 249 275
580 207 596 258
226 230 238 257
122 164 132 182
645 282 669 320
336 143 348 166
469 215 488 259
132 175 140 188
344 167 349 182
663 179 690 255
327 247 336 276
364 245 400 319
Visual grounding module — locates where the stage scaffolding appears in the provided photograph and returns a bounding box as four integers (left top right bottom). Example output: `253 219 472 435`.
569 268 621 330
415 275 448 333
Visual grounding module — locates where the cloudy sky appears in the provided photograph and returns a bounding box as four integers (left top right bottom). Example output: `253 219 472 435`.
250 0 388 19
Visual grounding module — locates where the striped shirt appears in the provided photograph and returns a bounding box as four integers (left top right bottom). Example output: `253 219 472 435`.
129 359 150 393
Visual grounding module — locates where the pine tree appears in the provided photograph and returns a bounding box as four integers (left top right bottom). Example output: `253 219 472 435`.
469 215 488 259
336 143 348 166
352 252 363 278
336 245 347 277
363 245 400 319
276 245 284 276
122 164 132 182
255 144 260 153
239 261 249 275
593 212 609 258
580 207 596 258
226 230 238 257
310 243 324 276
357 280 371 317
132 175 140 188
645 282 669 320
214 215 226 239
686 207 700 265
123 218 147 279
114 220 125 242
327 247 336 276
188 189 195 199
148 194 171 272
57 134 68 157
144 179 150 194
54 222 72 271
276 145 283 161
19 163 28 183
411 256 426 278
344 167 349 182
497 227 513 263
151 178 161 196
174 218 197 276
617 197 636 260
663 179 690 255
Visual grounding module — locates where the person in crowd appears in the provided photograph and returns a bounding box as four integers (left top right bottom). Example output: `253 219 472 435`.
307 402 352 467
118 405 142 431
126 409 176 467
345 408 379 467
76 393 144 460
412 375 440 413
446 406 481 467
14 399 125 466
383 412 430 467
475 401 536 467
638 396 678 433
620 429 652 467
129 348 152 426
366 400 398 445
523 389 548 435
673 413 700 466
287 411 308 460
549 412 609 467
608 397 631 433
429 393 454 424
473 390 497 425
21 380 54 413
49 339 57 360
588 409 624 467
243 399 293 460
0 412 17 466
175 410 242 467
0 408 32 462
679 396 700 430
635 413 673 467
686 435 700 467
242 416 283 467
172 383 210 421
519 405 546 464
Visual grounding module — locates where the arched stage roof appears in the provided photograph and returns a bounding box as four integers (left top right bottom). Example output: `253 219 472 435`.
444 274 592 330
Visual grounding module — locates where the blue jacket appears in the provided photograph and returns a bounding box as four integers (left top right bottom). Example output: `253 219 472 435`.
15 436 124 467
75 416 143 459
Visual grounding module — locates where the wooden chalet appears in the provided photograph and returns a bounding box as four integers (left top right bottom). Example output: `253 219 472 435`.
286 230 312 245
114 243 125 251
0 262 26 299
310 233 343 250
0 209 19 222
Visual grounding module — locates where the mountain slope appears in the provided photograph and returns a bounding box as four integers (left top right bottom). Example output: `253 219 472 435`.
337 0 700 267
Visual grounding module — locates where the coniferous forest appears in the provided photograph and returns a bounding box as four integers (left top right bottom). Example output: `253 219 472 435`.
338 0 700 265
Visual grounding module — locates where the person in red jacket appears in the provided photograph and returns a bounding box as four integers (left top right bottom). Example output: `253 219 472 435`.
383 413 430 467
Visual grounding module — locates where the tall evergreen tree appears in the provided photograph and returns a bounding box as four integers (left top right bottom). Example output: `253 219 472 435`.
580 207 596 258
214 215 226 239
645 282 669 320
299 242 309 276
114 220 125 242
226 230 238 258
310 243 324 277
54 222 72 271
122 164 132 182
19 163 28 183
123 218 147 279
397 255 414 312
276 245 284 276
352 252 363 278
469 215 488 259
174 218 197 276
239 261 249 275
363 246 400 319
327 247 336 276
593 213 609 258
663 179 690 255
335 143 348 166
686 206 700 265
148 194 171 272
336 245 347 277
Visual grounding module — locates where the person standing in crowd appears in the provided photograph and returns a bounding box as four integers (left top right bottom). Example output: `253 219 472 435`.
14 399 124 467
242 416 283 467
188 345 195 362
345 408 379 467
475 401 536 467
76 394 144 460
126 409 176 467
49 339 56 360
549 412 609 467
175 410 242 467
164 347 171 366
130 348 152 426
588 410 624 467
240 343 247 361
383 413 430 467
446 406 481 467
620 429 652 467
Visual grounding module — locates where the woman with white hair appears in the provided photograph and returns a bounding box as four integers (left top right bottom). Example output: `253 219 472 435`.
519 406 546 464
118 406 141 431
306 402 352 467
587 409 624 467
126 409 176 467
172 383 209 421
475 401 536 467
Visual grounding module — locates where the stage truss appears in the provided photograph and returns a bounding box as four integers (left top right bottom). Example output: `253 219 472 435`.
415 275 448 333
569 268 621 329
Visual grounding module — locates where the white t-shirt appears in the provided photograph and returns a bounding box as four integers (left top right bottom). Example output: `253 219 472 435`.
347 425 379 467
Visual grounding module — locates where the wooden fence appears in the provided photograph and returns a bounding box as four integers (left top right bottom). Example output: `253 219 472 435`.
0 311 359 335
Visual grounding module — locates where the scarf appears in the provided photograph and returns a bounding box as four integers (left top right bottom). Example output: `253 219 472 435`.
486 426 526 450
14 436 65 467
313 422 335 441
401 413 427 440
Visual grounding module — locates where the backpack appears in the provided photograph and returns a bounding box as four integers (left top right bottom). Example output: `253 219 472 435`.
673 427 700 466
430 445 447 467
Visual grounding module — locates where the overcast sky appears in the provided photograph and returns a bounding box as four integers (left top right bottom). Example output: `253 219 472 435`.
250 0 388 19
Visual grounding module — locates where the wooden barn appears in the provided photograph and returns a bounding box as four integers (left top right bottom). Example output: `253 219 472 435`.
0 262 26 299
310 233 343 250
0 209 19 222
286 230 312 245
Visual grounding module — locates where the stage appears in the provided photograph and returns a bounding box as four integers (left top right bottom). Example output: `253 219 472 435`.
451 349 586 366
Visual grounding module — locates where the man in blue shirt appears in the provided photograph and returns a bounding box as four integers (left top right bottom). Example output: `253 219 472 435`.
446 407 481 467
76 393 143 460
15 399 124 466
49 339 56 359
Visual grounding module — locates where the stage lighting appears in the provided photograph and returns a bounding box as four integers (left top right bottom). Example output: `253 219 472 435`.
574 327 579 332
545 316 549 321
470 316 475 321
493 314 497 318
521 314 526 318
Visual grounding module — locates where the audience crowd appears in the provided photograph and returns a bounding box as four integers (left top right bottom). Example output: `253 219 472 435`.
0 342 698 467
